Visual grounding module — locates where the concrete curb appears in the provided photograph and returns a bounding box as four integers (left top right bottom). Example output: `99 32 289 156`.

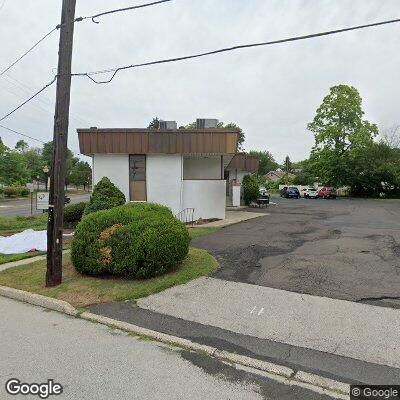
0 288 349 396
0 285 77 316
80 312 349 396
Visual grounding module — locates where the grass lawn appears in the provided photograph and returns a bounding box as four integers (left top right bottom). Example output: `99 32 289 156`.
0 248 217 308
0 214 47 235
0 252 45 265
188 226 220 238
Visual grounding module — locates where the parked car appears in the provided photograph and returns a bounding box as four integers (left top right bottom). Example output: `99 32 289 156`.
317 187 337 199
64 195 71 204
302 187 319 199
257 186 270 206
280 186 300 199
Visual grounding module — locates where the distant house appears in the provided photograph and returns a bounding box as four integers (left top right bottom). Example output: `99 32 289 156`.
264 170 295 182
78 125 241 221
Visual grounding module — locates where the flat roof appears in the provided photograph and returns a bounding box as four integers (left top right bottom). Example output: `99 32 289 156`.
78 128 239 155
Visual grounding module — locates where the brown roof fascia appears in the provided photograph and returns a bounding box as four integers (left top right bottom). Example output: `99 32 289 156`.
78 128 239 155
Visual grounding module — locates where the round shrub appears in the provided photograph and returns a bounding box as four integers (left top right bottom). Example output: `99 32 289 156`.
71 202 190 279
84 177 126 215
63 202 87 227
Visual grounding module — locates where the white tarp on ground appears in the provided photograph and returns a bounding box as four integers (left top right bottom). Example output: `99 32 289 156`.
0 229 47 254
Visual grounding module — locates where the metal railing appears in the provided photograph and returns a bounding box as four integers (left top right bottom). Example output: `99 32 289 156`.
175 208 195 226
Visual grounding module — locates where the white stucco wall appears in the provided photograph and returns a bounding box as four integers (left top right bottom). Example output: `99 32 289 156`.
92 154 130 201
146 154 183 215
183 180 226 220
183 157 221 179
228 169 249 184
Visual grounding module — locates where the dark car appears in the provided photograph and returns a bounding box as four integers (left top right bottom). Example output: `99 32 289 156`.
317 187 337 199
280 186 300 199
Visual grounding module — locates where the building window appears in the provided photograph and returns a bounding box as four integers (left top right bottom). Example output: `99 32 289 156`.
129 155 146 201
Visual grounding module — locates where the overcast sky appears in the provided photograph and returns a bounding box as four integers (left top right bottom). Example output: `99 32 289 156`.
0 0 399 163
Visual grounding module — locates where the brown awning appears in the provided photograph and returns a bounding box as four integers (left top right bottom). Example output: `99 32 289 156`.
226 153 260 173
78 128 238 155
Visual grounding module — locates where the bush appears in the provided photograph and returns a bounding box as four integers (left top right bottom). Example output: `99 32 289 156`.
242 174 260 205
63 202 87 227
71 202 190 279
3 187 16 197
2 186 30 197
84 177 126 215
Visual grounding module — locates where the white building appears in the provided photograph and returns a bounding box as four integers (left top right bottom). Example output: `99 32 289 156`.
78 127 240 220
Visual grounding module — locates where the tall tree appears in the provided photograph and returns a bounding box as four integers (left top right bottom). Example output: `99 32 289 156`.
248 150 278 175
283 155 292 173
0 149 29 185
15 140 29 153
69 160 92 190
308 85 378 186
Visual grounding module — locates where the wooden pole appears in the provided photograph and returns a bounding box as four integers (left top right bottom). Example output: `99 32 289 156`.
46 0 76 287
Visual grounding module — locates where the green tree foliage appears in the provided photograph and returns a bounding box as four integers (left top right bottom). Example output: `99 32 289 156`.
69 161 92 190
148 117 160 129
248 150 279 175
0 138 92 189
308 85 378 187
282 155 293 173
84 177 126 215
242 174 260 205
15 140 28 153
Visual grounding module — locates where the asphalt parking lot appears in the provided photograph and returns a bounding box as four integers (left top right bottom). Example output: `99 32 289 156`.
192 196 400 306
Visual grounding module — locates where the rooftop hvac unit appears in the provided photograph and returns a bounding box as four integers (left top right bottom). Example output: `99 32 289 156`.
196 118 219 129
159 120 177 129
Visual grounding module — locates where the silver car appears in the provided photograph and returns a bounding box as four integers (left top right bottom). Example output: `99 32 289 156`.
302 187 318 199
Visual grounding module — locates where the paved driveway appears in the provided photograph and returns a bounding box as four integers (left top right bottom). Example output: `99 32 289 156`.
192 197 400 304
0 193 90 217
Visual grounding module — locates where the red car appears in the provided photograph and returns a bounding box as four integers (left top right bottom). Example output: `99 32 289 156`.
317 187 337 199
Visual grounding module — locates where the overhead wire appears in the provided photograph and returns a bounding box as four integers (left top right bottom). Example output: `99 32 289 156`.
73 16 400 84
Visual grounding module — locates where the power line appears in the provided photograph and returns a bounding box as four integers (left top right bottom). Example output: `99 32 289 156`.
0 27 58 77
0 1 173 77
1 15 399 122
73 16 400 84
0 77 57 122
86 0 172 24
0 124 45 144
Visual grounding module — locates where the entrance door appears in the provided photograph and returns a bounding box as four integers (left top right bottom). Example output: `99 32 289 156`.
224 170 230 196
129 155 146 201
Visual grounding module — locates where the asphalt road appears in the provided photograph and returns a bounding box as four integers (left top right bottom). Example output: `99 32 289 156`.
0 297 337 400
0 193 90 217
192 197 400 304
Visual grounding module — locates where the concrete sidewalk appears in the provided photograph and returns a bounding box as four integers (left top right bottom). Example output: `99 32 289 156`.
138 277 400 369
193 210 267 228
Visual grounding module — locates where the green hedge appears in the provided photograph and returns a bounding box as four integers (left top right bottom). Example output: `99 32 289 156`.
63 202 87 227
84 177 126 215
71 202 190 278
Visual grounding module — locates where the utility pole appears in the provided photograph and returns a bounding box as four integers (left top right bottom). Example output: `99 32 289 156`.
46 0 76 287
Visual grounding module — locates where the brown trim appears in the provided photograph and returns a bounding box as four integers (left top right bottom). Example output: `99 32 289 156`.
226 153 259 173
78 128 239 155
